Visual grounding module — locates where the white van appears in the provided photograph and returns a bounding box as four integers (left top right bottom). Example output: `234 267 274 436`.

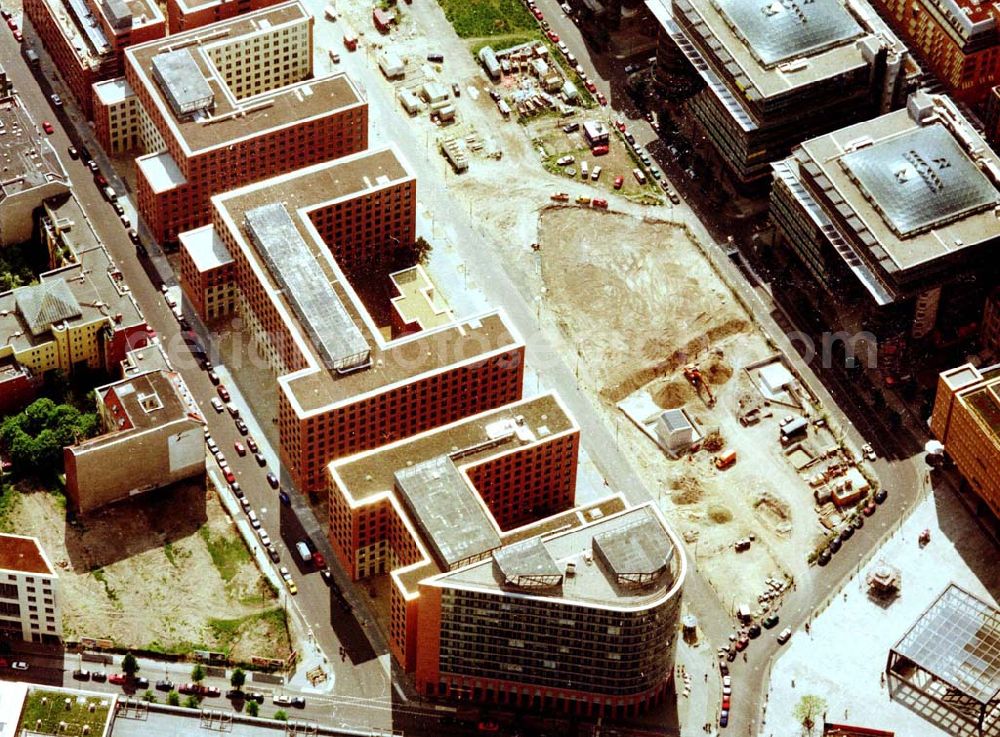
580 161 588 179
591 164 602 181
633 167 647 185
295 541 312 563
324 3 336 20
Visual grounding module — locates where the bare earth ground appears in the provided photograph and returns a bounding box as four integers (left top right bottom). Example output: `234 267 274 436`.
8 482 290 661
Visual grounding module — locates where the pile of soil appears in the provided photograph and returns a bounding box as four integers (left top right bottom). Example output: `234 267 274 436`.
708 504 733 524
752 491 792 530
670 476 704 505
653 379 695 409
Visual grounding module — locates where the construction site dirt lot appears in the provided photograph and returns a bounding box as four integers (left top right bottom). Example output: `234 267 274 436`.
7 482 290 661
467 199 818 612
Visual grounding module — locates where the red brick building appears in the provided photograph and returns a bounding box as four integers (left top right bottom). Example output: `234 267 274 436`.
869 0 1000 105
327 395 685 717
23 0 164 118
196 146 524 493
178 226 235 321
103 2 367 244
165 0 285 33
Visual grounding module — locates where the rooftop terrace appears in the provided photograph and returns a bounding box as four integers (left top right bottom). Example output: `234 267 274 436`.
125 2 364 155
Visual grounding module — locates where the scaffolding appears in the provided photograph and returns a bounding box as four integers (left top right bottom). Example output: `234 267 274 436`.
887 584 1000 736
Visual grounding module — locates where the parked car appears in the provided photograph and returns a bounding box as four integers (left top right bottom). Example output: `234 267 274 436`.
50 93 62 107
777 627 792 644
226 689 243 700
223 468 236 485
128 228 141 245
235 419 248 435
246 436 259 454
68 146 79 159
874 488 888 504
112 202 125 216
863 501 877 517
42 121 54 135
817 548 832 566
613 175 624 190
136 677 149 690
266 544 280 562
762 614 779 629
217 385 230 402
290 696 306 708
562 122 580 134
266 472 279 489
278 490 291 507
556 155 575 166
320 568 333 585
108 673 126 684
234 441 246 456
210 397 224 413
207 370 220 385
596 92 607 106
312 552 326 568
862 443 877 461
257 529 271 546
227 403 240 419
91 671 107 682
73 669 91 680
273 694 291 706
248 510 260 529
254 452 266 467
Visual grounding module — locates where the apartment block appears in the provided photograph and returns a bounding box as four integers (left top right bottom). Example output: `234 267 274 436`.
770 91 1000 340
0 242 148 386
983 288 1000 358
327 393 684 717
0 534 61 644
189 145 524 493
178 226 235 320
646 0 917 184
869 0 1000 105
102 1 367 243
166 0 286 34
929 363 1000 518
23 0 164 117
0 94 70 247
64 369 205 514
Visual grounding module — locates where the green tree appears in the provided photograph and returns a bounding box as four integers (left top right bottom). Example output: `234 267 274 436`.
191 664 205 684
121 653 139 679
142 690 156 703
793 694 827 736
230 668 246 691
273 710 288 721
246 700 259 717
166 690 180 706
0 398 98 475
183 695 199 709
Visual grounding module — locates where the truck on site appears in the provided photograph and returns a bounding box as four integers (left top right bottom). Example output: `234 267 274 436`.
714 449 737 470
343 28 358 51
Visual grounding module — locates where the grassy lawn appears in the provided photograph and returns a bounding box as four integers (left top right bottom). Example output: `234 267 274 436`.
438 0 539 39
21 690 112 736
199 525 251 582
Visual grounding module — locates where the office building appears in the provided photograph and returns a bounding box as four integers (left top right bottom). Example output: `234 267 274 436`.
982 288 1000 358
94 2 368 243
189 146 524 493
0 94 70 247
165 0 286 33
868 0 1000 105
328 393 684 716
23 0 164 117
929 363 1000 519
64 369 205 514
0 534 61 643
0 242 148 390
178 227 235 321
646 0 916 184
770 92 1000 340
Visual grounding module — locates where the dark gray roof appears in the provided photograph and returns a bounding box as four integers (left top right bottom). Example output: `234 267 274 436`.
394 456 501 569
492 537 562 589
716 0 863 67
593 507 673 585
659 409 692 433
840 124 999 238
14 281 82 336
244 203 369 373
151 50 214 117
891 584 1000 705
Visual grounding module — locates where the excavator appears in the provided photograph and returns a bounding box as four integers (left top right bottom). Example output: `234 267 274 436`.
683 364 716 407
